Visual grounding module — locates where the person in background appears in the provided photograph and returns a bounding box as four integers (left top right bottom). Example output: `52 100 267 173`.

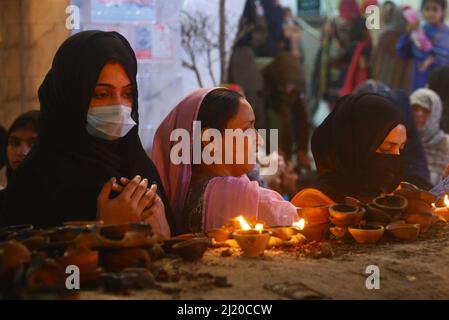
0 111 40 221
257 0 288 57
428 65 449 133
410 88 449 185
397 0 449 90
228 0 267 130
356 80 431 190
315 0 361 108
339 17 372 96
301 93 407 204
3 31 172 238
262 52 310 171
282 7 302 59
371 2 413 92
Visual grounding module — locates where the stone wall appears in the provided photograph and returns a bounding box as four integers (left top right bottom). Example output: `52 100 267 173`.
0 0 70 129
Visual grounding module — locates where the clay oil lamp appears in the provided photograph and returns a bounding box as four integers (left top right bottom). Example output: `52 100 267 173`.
0 241 32 282
329 204 365 227
171 237 211 262
296 206 330 242
404 212 434 233
232 216 271 257
386 222 420 241
432 195 449 222
348 224 385 244
372 194 408 218
268 218 305 241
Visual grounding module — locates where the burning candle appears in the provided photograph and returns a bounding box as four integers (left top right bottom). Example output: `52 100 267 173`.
255 223 264 234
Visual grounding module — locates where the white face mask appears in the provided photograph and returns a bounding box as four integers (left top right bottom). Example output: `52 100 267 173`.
86 105 136 141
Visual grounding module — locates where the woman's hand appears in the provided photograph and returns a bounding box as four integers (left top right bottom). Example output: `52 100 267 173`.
107 176 171 238
97 175 157 225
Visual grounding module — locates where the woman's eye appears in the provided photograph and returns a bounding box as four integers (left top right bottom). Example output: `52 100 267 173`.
93 92 109 99
123 91 133 99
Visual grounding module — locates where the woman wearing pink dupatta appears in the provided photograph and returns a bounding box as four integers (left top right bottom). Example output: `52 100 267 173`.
152 88 298 234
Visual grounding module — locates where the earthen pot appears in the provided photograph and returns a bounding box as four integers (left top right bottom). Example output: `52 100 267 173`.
365 204 392 224
268 226 299 241
348 225 385 244
297 205 330 226
386 223 420 241
171 237 211 261
207 228 232 242
0 241 31 281
404 212 434 233
25 258 65 291
405 198 433 215
299 222 330 241
372 195 408 216
232 230 271 257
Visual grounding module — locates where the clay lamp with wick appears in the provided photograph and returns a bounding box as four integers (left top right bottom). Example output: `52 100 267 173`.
232 216 271 257
433 195 449 222
268 219 306 241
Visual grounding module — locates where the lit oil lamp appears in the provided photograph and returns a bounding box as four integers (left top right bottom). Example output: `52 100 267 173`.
433 195 449 222
232 216 271 257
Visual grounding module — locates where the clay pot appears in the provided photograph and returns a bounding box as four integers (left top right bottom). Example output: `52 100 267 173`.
25 258 65 291
64 221 103 228
0 241 31 281
348 225 385 244
394 182 437 205
232 230 271 257
329 205 365 227
99 223 152 240
207 229 232 242
20 236 50 251
405 198 433 215
48 226 91 242
297 205 330 225
171 238 211 261
268 226 299 241
330 226 348 238
299 222 330 242
365 204 392 223
100 248 152 272
386 223 420 241
404 212 434 233
372 195 408 216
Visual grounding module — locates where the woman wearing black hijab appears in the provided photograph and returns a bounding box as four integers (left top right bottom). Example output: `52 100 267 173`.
311 93 407 203
2 31 175 236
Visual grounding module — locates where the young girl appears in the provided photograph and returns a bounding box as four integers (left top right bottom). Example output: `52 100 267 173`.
397 0 449 90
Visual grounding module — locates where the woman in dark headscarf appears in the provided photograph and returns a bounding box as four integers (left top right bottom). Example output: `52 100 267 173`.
311 93 407 203
355 80 432 190
2 31 174 236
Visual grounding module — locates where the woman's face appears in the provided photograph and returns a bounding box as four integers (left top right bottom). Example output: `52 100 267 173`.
375 124 407 155
412 104 431 130
218 98 263 176
90 62 133 108
7 127 38 171
422 1 444 25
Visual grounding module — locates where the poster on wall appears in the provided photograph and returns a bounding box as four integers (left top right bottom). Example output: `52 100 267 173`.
297 0 320 17
91 0 156 23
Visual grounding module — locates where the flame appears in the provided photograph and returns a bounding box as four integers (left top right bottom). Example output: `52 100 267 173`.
444 195 449 207
432 203 436 209
255 224 264 232
292 219 305 230
237 216 251 231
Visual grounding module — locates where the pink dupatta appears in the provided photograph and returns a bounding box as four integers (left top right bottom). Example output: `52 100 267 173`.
152 88 298 233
